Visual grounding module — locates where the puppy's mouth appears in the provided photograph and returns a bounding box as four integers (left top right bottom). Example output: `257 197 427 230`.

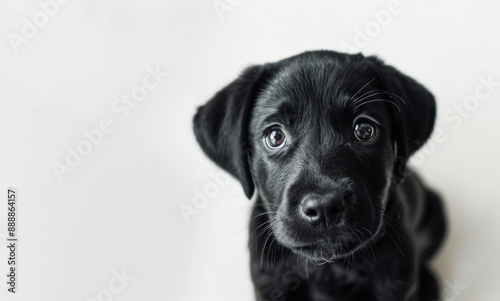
292 224 385 261
286 226 384 263
275 215 386 263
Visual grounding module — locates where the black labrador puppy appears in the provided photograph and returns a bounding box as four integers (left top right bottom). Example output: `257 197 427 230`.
193 51 446 301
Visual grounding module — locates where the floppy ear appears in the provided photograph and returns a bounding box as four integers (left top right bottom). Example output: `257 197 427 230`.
193 65 268 199
373 59 436 182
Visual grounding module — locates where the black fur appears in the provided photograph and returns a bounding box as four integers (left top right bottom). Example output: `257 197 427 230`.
193 51 446 301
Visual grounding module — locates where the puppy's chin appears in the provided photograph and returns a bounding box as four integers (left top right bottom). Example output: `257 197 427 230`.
290 243 348 263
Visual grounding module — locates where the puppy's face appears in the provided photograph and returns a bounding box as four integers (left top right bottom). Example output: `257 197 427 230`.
249 63 395 261
193 51 436 262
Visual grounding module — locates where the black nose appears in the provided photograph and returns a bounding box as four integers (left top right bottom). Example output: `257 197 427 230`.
300 193 346 226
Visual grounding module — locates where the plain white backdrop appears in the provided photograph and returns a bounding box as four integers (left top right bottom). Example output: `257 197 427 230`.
0 0 499 300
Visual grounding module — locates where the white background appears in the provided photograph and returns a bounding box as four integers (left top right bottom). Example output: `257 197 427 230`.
0 0 499 300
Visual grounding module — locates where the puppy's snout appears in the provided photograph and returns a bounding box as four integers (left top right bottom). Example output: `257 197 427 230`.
299 193 347 226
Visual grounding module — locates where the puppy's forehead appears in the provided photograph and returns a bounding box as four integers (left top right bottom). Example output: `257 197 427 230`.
253 61 379 124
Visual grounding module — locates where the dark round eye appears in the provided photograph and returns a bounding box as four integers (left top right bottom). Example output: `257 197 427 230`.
354 122 376 142
265 129 286 148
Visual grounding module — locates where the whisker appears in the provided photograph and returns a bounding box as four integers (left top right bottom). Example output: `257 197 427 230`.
260 229 274 269
351 90 390 105
248 221 271 251
354 98 402 112
349 77 376 102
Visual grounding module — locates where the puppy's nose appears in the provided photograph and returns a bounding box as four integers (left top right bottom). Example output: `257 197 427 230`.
300 194 346 226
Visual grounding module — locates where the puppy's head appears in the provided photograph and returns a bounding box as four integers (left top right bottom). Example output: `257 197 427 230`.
193 51 435 261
